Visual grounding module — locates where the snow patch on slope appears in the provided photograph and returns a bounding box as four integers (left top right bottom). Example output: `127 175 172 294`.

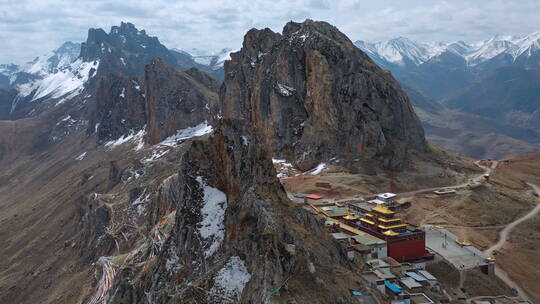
211 256 251 299
75 152 87 161
196 176 227 258
160 121 213 147
276 83 295 97
305 163 326 175
104 128 146 149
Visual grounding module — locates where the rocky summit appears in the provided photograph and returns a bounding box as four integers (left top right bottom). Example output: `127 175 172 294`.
80 22 180 77
221 20 427 170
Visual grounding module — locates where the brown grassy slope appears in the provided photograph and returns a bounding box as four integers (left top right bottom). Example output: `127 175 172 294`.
0 109 168 304
0 121 116 303
490 154 540 302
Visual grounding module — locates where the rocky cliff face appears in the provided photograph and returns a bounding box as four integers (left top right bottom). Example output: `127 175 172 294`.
144 59 219 145
88 73 147 142
88 59 219 145
221 20 426 170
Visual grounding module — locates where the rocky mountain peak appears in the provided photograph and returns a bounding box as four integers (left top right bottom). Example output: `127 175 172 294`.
111 21 141 36
80 28 110 62
80 22 178 76
283 19 350 42
221 19 427 170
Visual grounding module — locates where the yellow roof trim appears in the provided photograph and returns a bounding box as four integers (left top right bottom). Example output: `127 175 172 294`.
343 215 358 220
365 213 374 217
360 218 375 225
383 230 399 236
378 223 407 230
378 217 402 223
372 205 395 215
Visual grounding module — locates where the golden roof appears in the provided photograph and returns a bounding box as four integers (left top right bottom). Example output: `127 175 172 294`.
360 218 375 225
378 223 407 230
378 217 402 223
383 230 399 236
372 205 395 215
343 215 358 220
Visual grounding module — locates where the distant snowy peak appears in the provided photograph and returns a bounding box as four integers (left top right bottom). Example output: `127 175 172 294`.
6 41 96 105
16 58 99 102
466 38 516 64
355 30 540 67
355 37 436 67
512 31 540 58
22 41 81 76
0 42 81 89
178 48 235 70
214 48 235 69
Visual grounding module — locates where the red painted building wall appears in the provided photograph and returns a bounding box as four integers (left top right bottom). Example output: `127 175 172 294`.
387 235 426 262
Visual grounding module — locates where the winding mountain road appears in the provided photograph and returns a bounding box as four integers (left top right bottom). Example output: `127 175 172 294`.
481 182 540 303
485 183 540 258
396 160 497 199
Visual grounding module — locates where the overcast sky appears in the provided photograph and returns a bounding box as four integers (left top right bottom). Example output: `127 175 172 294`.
2 0 540 64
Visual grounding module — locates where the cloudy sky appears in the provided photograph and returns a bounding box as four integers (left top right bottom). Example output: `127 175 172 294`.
1 0 540 64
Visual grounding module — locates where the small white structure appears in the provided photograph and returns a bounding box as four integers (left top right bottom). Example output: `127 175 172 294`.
377 193 397 200
374 192 397 206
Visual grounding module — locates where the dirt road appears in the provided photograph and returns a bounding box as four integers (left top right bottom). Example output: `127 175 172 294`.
397 160 498 199
481 183 540 303
485 183 540 258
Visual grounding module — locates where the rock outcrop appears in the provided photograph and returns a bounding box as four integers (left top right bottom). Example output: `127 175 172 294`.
88 59 219 145
88 73 147 142
221 20 427 169
144 59 219 145
104 120 362 303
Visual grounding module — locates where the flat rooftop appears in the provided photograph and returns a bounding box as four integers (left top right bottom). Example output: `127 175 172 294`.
348 201 375 212
425 227 488 270
377 192 397 199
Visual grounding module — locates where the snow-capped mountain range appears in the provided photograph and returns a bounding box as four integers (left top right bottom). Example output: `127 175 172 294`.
1 22 225 117
172 48 235 70
355 30 540 68
3 41 100 113
0 42 81 85
23 41 81 76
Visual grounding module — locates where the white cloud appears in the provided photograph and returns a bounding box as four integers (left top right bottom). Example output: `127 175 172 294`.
1 0 540 64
